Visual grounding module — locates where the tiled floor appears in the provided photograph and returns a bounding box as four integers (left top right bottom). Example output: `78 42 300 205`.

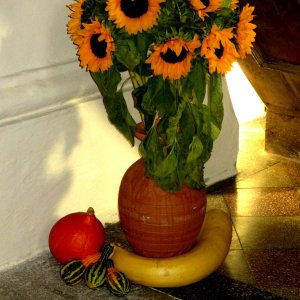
1 118 299 299
207 118 300 300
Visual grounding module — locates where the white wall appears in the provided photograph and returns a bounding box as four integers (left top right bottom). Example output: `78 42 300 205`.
0 1 238 270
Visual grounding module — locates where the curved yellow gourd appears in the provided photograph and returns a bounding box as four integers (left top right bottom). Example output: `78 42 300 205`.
110 209 232 288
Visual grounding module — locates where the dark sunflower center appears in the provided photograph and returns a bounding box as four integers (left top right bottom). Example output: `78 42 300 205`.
161 48 188 64
201 0 209 7
215 44 224 59
120 0 149 18
90 34 107 58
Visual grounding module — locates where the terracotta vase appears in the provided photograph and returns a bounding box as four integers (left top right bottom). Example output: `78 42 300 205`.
118 158 207 258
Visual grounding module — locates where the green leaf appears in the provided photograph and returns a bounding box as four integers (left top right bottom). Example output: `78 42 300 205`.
184 162 205 189
154 146 181 193
90 67 136 145
209 73 224 130
140 126 164 176
211 122 221 141
134 33 153 61
114 38 141 70
188 62 206 106
90 66 121 97
102 91 136 145
154 147 178 178
186 136 203 164
142 77 176 116
166 101 186 147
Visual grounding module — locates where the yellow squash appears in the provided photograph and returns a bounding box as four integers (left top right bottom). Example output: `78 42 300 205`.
110 209 232 288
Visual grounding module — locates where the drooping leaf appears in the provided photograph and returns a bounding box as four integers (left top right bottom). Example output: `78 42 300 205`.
90 68 136 145
154 147 178 178
134 33 153 62
114 37 141 70
132 85 154 131
187 61 206 106
187 103 214 164
154 146 181 193
102 91 136 145
166 101 186 147
139 126 164 176
142 77 176 116
209 73 224 130
210 122 221 141
90 66 121 97
184 161 205 189
186 136 203 164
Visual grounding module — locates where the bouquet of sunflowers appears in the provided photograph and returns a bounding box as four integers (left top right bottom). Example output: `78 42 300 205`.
67 0 256 192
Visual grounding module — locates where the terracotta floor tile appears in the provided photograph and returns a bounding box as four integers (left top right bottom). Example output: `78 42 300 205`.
232 216 300 249
223 187 300 217
244 249 300 289
235 162 294 188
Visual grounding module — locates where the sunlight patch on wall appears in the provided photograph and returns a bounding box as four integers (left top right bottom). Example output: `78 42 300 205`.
226 62 266 124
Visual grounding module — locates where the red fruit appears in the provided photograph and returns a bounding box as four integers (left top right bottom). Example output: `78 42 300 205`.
48 207 105 263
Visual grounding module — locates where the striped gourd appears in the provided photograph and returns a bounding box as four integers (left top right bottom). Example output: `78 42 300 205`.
106 259 131 297
60 260 85 286
85 244 114 289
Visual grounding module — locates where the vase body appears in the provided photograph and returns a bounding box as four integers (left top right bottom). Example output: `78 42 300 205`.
118 158 207 258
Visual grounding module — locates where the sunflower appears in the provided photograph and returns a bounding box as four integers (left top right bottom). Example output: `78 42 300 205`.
188 0 222 21
67 0 85 45
76 20 116 72
105 0 165 35
201 25 239 74
236 4 256 58
146 35 201 80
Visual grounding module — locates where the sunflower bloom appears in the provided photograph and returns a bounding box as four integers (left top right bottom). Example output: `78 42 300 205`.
236 4 256 58
201 25 239 74
146 35 201 80
77 20 116 72
67 0 85 45
106 0 165 35
188 0 222 21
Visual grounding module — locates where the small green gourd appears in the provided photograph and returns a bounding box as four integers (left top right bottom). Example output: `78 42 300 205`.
106 259 131 297
85 244 114 289
60 259 85 286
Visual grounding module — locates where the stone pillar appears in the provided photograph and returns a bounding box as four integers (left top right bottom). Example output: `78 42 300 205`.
238 53 300 160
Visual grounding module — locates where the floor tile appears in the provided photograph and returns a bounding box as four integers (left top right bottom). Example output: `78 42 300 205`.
218 250 255 285
223 187 300 217
281 159 300 187
230 226 242 250
236 141 280 181
245 249 300 289
267 288 300 300
157 272 284 300
206 193 229 213
232 216 300 249
235 162 294 188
